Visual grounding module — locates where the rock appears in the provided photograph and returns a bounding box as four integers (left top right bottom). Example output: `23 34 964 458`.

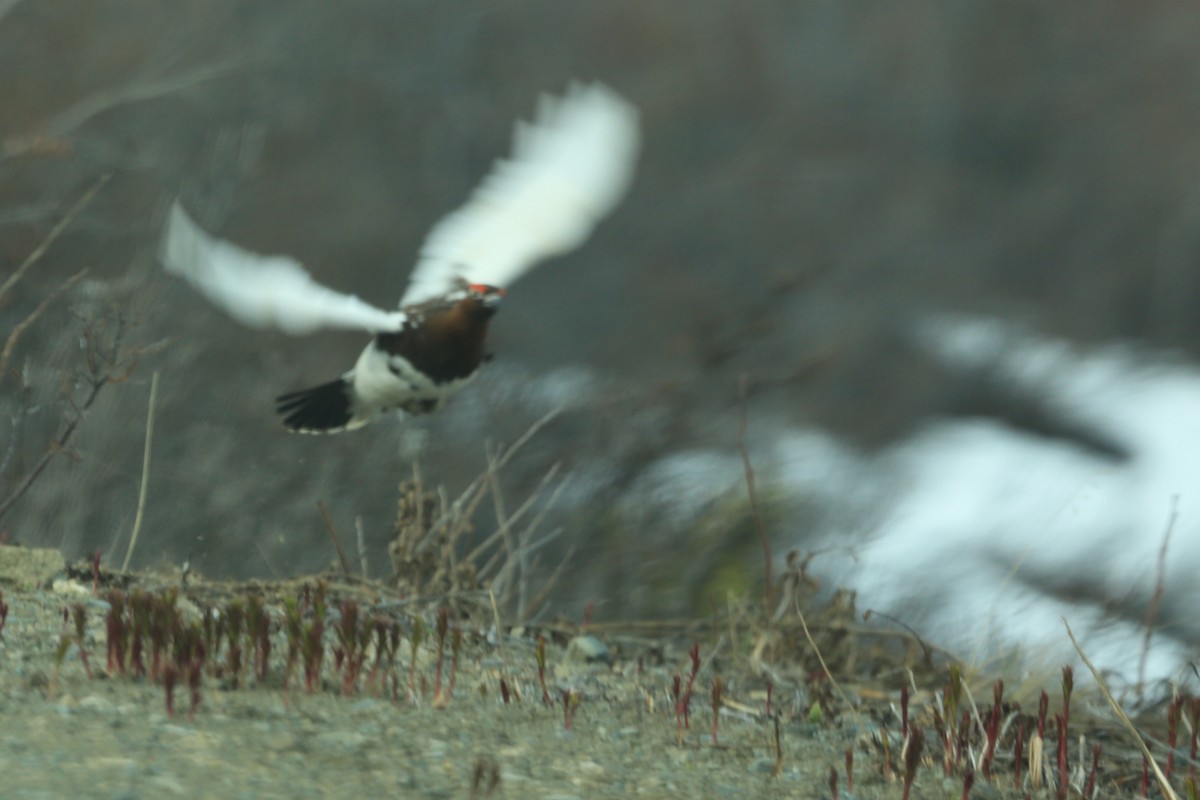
79 694 113 713
0 545 64 587
565 635 611 665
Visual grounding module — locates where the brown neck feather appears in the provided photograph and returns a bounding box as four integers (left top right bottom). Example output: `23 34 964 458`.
376 298 494 384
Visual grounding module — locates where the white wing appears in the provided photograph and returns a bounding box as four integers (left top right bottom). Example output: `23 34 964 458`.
161 201 405 335
401 82 639 307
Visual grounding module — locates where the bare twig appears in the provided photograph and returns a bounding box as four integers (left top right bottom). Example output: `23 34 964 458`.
522 538 579 620
122 371 159 571
49 59 249 140
316 500 352 577
422 408 561 573
0 309 160 527
514 476 571 620
0 379 29 481
468 463 562 568
0 269 88 388
254 540 282 580
0 374 106 525
0 174 109 303
738 375 773 616
1064 619 1180 800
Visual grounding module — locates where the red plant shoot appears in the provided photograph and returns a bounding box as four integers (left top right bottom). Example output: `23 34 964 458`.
1013 720 1025 788
711 677 724 745
1168 697 1182 786
981 679 1003 780
163 663 178 717
678 643 701 729
188 658 203 720
72 604 92 679
104 590 127 675
446 628 462 703
1190 698 1200 784
433 605 449 703
408 617 423 701
1084 743 1100 800
902 726 924 800
1055 713 1068 800
535 634 552 707
671 674 683 731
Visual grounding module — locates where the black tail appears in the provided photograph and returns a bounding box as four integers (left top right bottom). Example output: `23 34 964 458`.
275 378 357 433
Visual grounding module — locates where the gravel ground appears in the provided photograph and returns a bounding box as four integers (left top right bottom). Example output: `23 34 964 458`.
0 553 869 800
1 547 1159 800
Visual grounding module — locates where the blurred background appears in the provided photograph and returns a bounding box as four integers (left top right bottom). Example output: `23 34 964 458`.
3 1 1200 677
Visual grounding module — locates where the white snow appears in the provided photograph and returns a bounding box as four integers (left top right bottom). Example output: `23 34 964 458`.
786 318 1200 689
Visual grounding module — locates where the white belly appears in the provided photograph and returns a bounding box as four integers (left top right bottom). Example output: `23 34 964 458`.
350 342 476 417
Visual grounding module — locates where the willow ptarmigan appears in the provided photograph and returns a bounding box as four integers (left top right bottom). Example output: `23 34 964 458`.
161 83 639 433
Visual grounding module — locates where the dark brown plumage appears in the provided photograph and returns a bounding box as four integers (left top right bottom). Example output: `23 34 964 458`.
376 296 496 385
273 284 504 433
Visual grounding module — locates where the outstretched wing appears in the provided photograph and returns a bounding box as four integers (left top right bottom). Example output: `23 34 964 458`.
401 82 639 307
161 201 405 335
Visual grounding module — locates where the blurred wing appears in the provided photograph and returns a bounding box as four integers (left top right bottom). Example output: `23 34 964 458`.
401 82 639 307
161 201 405 335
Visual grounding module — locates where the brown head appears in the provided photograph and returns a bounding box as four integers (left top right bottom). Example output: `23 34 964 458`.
376 283 505 384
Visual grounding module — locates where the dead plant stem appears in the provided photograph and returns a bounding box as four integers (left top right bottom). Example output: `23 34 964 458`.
316 500 352 577
0 269 88 388
121 371 159 571
355 515 368 578
1064 619 1180 800
798 607 853 709
0 374 106 525
0 175 108 302
738 375 773 618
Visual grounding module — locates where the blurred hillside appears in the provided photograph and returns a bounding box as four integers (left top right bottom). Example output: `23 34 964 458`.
3 1 1200 625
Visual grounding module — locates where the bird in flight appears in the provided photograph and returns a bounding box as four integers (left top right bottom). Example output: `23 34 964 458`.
161 83 639 433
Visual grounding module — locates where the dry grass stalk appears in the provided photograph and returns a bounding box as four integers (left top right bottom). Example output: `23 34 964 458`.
797 607 854 710
1064 618 1180 800
737 374 773 619
0 174 108 303
316 500 352 577
121 370 160 571
388 408 568 620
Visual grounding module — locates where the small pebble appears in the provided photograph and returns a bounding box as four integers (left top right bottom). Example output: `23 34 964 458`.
565 635 610 665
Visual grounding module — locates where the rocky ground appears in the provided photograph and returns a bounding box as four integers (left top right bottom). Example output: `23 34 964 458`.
0 545 1178 800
